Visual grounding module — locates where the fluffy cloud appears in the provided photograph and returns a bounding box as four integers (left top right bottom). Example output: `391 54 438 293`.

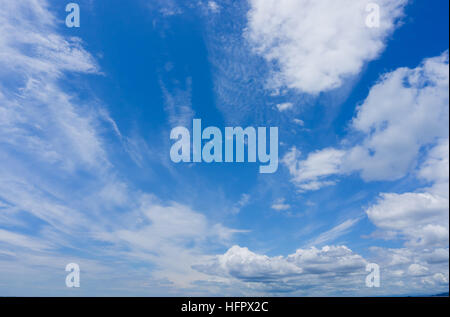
365 137 449 248
369 247 449 291
344 53 449 181
276 102 294 111
282 146 345 191
194 245 303 281
366 193 448 232
246 0 407 94
287 245 367 274
283 52 449 190
423 248 449 265
278 52 449 294
361 139 449 291
367 195 448 248
195 245 366 284
418 137 449 196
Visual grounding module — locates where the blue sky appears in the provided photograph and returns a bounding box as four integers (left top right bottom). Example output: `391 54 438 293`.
0 0 448 296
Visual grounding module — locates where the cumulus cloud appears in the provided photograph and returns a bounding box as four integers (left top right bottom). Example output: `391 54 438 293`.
287 245 367 274
246 0 408 94
0 0 447 297
364 138 449 282
282 52 449 190
282 146 345 191
418 137 449 197
408 264 429 277
195 245 367 285
278 53 449 294
366 193 449 248
365 137 449 248
366 193 448 232
344 53 449 181
369 247 449 291
194 245 303 281
423 248 449 265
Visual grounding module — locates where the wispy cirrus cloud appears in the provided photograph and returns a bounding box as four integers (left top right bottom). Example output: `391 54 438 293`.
306 218 361 247
0 0 243 295
0 0 448 297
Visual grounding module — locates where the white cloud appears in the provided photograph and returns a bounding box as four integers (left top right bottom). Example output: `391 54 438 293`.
231 193 251 214
95 197 245 288
366 192 449 248
237 193 250 207
365 137 449 248
423 248 449 265
363 138 449 286
159 0 183 17
344 53 449 181
287 245 367 274
246 0 407 94
418 137 449 197
293 118 304 126
276 102 293 111
361 139 449 288
0 0 244 295
0 0 447 297
0 0 107 172
369 247 448 291
0 229 53 251
408 263 429 276
277 53 449 294
271 198 290 211
282 52 449 190
429 273 448 285
282 146 345 191
0 177 91 232
160 77 195 128
271 204 290 211
0 0 98 78
195 244 367 282
366 192 447 231
194 245 303 281
208 1 220 13
307 218 361 247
